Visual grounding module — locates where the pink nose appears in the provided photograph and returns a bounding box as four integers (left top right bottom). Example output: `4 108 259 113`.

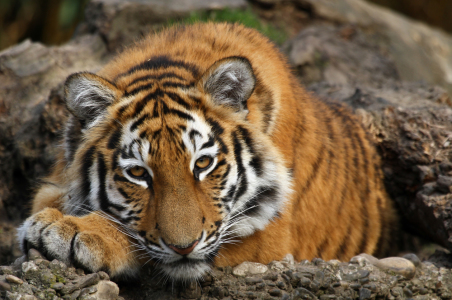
168 240 199 255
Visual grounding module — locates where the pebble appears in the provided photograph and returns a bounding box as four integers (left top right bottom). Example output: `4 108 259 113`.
233 262 268 277
0 280 12 291
0 250 450 299
357 254 416 279
27 249 44 261
403 253 421 267
359 288 372 299
5 275 23 284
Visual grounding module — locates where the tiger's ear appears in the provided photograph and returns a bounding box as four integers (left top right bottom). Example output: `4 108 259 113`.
200 57 256 112
64 72 120 128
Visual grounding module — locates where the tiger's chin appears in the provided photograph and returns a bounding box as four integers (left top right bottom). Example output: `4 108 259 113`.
160 258 212 281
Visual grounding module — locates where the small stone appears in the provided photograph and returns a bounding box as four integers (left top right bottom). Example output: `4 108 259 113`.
375 257 416 279
437 175 452 193
350 283 361 289
0 266 14 275
403 253 421 267
51 282 64 290
299 276 311 287
0 280 12 291
328 260 341 267
403 287 413 297
97 271 109 281
293 287 316 299
232 262 268 277
269 261 286 271
93 280 119 300
76 268 85 276
282 254 295 265
419 288 429 295
27 248 44 260
49 259 67 275
5 275 23 285
263 273 278 281
359 288 371 299
22 261 39 274
268 288 282 297
391 287 403 297
70 289 81 299
245 277 263 285
312 258 325 265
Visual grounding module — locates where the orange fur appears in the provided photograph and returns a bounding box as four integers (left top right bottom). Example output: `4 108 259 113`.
21 23 396 279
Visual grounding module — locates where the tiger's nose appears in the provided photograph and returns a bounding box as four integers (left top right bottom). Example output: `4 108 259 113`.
168 239 199 255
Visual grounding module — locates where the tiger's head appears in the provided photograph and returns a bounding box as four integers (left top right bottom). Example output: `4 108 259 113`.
62 55 291 280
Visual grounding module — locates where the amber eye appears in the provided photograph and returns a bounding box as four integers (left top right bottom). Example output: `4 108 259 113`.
128 166 147 178
195 156 212 170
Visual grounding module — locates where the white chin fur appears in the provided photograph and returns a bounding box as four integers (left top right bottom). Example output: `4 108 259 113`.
161 262 211 281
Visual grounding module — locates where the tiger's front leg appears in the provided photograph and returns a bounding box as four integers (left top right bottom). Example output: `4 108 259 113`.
17 208 140 277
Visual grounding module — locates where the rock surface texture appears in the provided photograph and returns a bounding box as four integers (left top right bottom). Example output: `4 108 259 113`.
1 0 452 298
1 249 451 299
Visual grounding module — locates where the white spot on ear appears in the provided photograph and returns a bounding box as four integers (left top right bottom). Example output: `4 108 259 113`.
202 57 256 112
65 73 118 129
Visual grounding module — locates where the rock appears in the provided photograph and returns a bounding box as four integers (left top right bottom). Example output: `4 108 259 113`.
232 261 268 276
27 249 43 261
356 254 416 279
0 279 11 292
302 0 452 96
403 253 421 267
91 280 120 300
5 275 22 285
81 0 247 51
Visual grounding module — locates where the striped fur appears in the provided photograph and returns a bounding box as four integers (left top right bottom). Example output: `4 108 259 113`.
18 23 397 280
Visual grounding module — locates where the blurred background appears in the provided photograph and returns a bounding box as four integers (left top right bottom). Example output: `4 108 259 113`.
0 0 451 51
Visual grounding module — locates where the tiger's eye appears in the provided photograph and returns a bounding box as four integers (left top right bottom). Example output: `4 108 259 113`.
129 166 146 177
195 156 212 169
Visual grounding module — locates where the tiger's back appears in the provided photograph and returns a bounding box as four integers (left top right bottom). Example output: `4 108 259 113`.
21 23 396 280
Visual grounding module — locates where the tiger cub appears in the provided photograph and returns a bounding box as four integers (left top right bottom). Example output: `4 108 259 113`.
18 23 396 280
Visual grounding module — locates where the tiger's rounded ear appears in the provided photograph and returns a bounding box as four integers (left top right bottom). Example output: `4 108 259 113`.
64 72 120 129
200 56 256 112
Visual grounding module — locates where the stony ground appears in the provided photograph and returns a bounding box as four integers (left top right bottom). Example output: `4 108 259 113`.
1 249 452 299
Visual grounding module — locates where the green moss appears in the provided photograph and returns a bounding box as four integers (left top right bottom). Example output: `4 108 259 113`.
55 275 66 283
167 8 288 45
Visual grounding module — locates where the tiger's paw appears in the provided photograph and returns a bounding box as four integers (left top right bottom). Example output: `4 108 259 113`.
17 208 139 278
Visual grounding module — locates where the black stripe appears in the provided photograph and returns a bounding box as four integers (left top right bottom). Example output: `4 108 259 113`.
113 174 129 183
111 149 120 171
162 81 194 89
97 152 110 212
316 238 328 259
206 118 224 135
81 146 96 200
167 109 194 121
117 187 130 199
335 223 352 259
206 118 228 154
223 184 236 202
134 89 164 115
115 55 200 80
237 126 263 177
125 82 154 97
165 91 192 110
130 114 150 131
300 145 326 194
201 136 215 150
210 159 227 175
107 130 122 150
244 186 278 216
128 72 187 86
232 132 247 201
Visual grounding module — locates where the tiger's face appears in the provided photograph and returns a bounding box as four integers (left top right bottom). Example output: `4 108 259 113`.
62 56 291 280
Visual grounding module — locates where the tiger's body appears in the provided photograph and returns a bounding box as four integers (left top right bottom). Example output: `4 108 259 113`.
18 23 396 280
